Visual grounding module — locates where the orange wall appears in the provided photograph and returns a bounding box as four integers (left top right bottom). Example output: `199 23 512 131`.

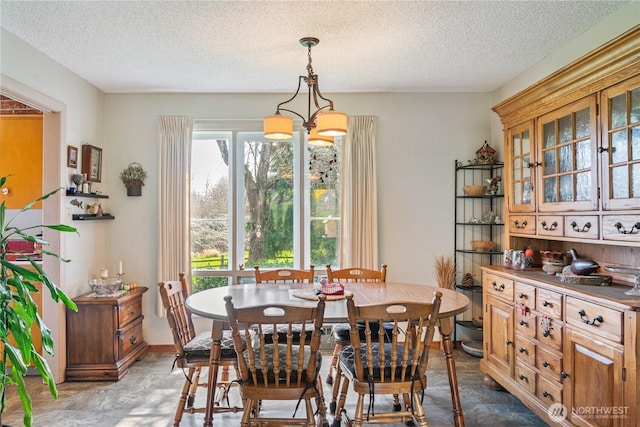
0 115 43 208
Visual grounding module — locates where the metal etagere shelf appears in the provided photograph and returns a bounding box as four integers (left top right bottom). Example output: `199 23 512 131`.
454 160 504 357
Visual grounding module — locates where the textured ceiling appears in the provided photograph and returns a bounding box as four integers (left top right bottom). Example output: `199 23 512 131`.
0 1 633 94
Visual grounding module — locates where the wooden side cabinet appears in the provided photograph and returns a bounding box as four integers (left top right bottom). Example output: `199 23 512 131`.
66 287 148 381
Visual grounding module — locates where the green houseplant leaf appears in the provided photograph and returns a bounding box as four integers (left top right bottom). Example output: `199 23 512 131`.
1 175 78 426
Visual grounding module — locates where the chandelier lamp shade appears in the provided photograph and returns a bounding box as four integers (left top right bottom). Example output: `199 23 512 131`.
263 37 348 144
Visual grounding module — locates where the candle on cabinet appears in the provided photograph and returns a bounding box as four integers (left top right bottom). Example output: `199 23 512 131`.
119 261 123 275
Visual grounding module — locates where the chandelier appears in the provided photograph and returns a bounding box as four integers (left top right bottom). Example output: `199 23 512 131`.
263 37 347 145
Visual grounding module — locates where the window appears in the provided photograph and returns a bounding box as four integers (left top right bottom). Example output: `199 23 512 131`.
190 122 341 290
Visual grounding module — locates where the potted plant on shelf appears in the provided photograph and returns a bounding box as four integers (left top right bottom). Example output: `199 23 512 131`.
119 162 147 196
0 175 78 427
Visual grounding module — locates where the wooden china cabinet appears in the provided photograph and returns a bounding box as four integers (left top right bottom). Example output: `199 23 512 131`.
483 26 640 427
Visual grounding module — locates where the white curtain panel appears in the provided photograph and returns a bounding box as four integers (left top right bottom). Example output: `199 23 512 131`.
340 116 378 269
156 116 193 315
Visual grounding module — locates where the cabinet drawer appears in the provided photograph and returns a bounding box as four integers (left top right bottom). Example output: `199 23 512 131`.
515 362 536 395
536 288 562 319
537 215 564 237
564 215 599 239
537 317 563 351
508 215 536 235
515 282 535 310
602 215 640 244
516 312 537 338
118 298 143 328
536 375 562 407
484 273 514 302
515 333 536 365
119 318 144 358
565 296 623 343
536 346 563 382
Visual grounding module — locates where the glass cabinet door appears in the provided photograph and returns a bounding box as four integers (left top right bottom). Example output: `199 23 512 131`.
600 75 640 211
506 121 536 213
537 96 598 212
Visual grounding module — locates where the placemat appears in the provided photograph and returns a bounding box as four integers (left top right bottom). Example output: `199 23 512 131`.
291 289 350 301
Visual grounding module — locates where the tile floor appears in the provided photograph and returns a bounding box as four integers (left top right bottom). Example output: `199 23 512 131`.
3 349 546 426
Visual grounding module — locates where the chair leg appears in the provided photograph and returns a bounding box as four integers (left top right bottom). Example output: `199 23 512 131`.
393 393 402 411
330 361 343 414
352 393 366 427
187 366 201 408
332 374 350 426
410 391 428 427
241 397 255 427
326 342 342 385
315 378 329 427
175 366 196 426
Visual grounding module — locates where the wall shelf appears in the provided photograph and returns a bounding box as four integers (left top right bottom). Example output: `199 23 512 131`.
66 191 109 199
72 214 115 221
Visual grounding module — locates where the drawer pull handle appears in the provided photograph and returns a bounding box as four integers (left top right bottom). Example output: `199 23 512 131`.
492 282 505 292
578 309 603 326
570 221 591 233
561 371 568 379
542 361 550 368
542 391 550 398
614 222 640 235
541 221 558 231
518 347 526 353
128 309 136 316
518 374 527 380
505 339 512 346
129 335 137 345
519 320 526 326
518 293 526 299
542 301 550 307
513 220 528 229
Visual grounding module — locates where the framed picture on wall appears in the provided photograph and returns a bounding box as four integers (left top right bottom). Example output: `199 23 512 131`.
67 145 78 168
81 144 102 182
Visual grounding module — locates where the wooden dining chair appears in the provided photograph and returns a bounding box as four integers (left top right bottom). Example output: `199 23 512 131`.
254 265 316 344
332 292 442 427
254 265 315 283
325 264 390 413
224 294 328 427
158 274 244 426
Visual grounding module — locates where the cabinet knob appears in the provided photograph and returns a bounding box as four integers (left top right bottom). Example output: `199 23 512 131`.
542 391 550 398
505 339 513 346
542 361 550 368
542 301 550 307
519 320 526 326
518 293 525 299
130 335 137 345
519 374 527 380
518 347 526 353
561 371 569 379
526 161 541 168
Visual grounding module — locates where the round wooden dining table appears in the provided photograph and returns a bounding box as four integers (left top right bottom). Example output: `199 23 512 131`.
186 281 470 427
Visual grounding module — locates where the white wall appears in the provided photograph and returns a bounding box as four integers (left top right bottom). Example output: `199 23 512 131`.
1 28 106 381
103 92 489 343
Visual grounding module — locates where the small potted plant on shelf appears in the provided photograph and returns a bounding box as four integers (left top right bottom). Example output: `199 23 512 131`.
0 175 78 427
119 162 147 196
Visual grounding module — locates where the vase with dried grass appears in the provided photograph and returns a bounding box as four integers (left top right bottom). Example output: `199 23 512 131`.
434 255 456 289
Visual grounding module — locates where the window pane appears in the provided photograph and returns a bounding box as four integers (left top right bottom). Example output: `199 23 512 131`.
559 144 572 173
309 140 341 267
544 149 556 175
543 122 555 148
631 88 640 124
558 114 572 143
523 182 532 204
576 140 591 170
544 177 557 203
191 133 231 271
611 130 628 164
513 158 521 180
575 172 590 201
612 165 629 199
632 126 640 161
632 163 640 198
522 130 530 153
559 174 573 202
610 93 627 129
512 134 521 156
575 107 590 138
513 182 522 204
241 133 295 268
523 156 530 179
